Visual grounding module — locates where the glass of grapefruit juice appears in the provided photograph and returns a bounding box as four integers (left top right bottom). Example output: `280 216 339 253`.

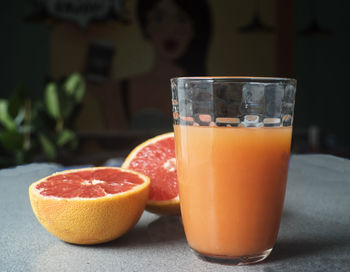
171 77 296 265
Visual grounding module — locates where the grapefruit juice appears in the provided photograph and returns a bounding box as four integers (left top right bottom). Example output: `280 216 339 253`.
174 125 292 257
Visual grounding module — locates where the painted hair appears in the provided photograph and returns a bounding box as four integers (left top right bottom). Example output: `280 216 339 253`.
137 0 212 75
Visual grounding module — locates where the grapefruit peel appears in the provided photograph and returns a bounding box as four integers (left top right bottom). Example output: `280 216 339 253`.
29 167 150 245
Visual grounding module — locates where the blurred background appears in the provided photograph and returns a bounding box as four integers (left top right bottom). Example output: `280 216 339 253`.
1 0 349 167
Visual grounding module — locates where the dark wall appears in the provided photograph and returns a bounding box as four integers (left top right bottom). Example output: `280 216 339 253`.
294 0 350 149
0 0 50 99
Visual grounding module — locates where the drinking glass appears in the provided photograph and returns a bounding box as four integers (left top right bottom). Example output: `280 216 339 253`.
171 77 296 265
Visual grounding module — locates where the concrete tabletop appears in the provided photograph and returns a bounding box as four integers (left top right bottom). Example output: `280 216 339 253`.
1 154 350 272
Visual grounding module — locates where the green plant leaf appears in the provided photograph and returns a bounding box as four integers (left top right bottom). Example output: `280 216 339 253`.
39 133 56 160
75 80 85 102
31 101 51 130
8 85 26 118
45 83 61 119
17 124 31 134
57 129 76 147
60 98 75 120
0 130 24 152
0 100 16 130
64 73 85 102
14 108 25 126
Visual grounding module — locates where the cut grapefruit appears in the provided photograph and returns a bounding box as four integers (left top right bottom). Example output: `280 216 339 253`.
29 167 150 245
122 132 180 216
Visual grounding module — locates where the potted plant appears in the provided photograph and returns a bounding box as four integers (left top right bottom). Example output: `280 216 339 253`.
0 73 85 168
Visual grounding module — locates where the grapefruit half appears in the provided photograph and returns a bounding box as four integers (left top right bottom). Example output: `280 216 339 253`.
29 167 150 245
122 132 180 216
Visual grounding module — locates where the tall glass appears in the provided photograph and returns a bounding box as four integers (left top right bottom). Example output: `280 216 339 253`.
171 77 296 265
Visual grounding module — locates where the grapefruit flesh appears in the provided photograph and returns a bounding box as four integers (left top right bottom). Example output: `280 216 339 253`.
29 167 150 245
122 132 180 215
37 169 144 198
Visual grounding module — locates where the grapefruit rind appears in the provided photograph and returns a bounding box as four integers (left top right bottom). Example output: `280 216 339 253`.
122 132 180 216
29 167 150 245
146 196 180 216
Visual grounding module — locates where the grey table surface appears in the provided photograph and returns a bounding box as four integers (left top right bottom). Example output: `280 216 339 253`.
0 154 350 272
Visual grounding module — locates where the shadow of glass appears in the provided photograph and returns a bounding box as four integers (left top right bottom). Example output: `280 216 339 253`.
95 215 186 248
269 239 336 262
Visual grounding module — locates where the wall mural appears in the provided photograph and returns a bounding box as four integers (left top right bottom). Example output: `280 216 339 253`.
28 0 128 27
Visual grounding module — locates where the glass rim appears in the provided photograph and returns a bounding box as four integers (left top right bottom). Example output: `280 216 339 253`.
171 76 296 85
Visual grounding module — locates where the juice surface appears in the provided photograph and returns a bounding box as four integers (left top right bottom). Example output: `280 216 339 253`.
174 125 292 256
